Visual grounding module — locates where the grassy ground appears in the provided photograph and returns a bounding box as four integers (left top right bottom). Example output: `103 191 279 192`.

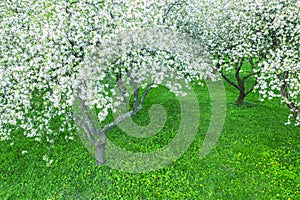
0 80 299 199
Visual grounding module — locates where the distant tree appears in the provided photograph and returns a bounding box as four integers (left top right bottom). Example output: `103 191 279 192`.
174 0 299 124
173 0 267 104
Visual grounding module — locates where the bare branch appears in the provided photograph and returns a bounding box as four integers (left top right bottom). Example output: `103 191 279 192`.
140 84 154 106
98 84 154 134
220 70 241 92
242 71 260 82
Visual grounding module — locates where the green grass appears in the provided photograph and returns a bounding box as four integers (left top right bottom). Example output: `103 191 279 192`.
0 80 299 199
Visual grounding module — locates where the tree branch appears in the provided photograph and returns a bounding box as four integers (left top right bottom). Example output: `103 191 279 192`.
98 84 154 135
72 114 96 145
140 84 154 106
163 0 183 23
133 88 139 110
242 71 260 82
235 58 244 85
100 108 140 134
245 81 257 96
74 89 102 142
116 77 127 103
279 71 299 120
242 58 261 81
220 70 241 92
126 70 139 110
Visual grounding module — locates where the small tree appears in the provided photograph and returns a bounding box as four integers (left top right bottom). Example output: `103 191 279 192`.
173 0 267 104
174 0 300 124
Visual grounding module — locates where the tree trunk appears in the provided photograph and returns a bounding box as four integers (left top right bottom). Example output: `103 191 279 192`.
236 78 245 104
95 134 107 165
286 104 299 126
279 71 300 126
236 91 245 104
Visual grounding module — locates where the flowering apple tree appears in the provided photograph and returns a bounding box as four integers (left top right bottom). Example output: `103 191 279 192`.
174 0 299 125
0 0 215 165
173 0 268 104
254 0 300 126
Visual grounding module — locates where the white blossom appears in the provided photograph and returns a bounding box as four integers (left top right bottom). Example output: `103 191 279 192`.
0 0 214 143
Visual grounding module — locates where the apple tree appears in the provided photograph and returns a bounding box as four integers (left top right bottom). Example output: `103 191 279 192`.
0 0 215 165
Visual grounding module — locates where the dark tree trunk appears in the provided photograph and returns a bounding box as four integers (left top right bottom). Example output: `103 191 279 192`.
236 91 246 105
236 79 245 104
95 134 107 165
218 58 259 105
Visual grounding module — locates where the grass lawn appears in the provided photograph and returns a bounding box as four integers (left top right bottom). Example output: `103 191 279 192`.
0 80 299 199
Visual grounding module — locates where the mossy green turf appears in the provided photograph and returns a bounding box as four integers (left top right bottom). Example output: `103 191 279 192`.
0 80 299 199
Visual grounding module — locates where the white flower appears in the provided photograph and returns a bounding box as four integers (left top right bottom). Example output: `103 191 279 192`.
21 150 28 155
